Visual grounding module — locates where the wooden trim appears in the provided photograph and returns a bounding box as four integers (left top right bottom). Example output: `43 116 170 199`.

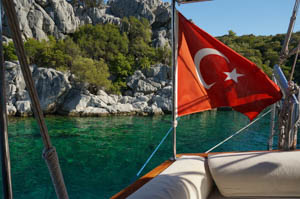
111 149 300 198
111 159 174 199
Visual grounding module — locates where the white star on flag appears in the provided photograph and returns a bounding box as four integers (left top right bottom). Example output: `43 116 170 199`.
224 68 244 83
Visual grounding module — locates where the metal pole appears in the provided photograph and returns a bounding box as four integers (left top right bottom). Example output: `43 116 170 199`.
171 0 177 160
280 0 299 63
0 0 13 198
268 75 277 150
2 0 69 198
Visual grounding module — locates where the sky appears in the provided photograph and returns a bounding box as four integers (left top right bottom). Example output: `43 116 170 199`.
163 0 300 37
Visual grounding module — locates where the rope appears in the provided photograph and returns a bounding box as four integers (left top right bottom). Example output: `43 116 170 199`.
205 110 272 153
289 41 300 82
43 147 69 199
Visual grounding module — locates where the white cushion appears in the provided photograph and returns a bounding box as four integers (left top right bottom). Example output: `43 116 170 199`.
128 155 213 199
208 187 299 199
208 151 300 197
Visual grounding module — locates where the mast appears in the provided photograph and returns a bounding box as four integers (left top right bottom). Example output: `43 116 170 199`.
0 0 13 197
279 0 299 64
277 0 300 150
171 0 177 160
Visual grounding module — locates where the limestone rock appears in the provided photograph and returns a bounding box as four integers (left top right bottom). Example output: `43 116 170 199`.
132 101 148 112
135 80 158 94
151 95 172 112
7 103 17 116
16 90 30 101
5 61 26 91
3 0 79 40
152 28 170 48
144 64 171 82
119 96 134 104
88 95 108 108
152 3 171 29
144 104 163 115
111 103 134 114
48 0 80 34
15 100 32 116
97 90 117 105
60 89 91 115
33 67 71 113
109 0 159 24
127 70 146 89
81 106 109 116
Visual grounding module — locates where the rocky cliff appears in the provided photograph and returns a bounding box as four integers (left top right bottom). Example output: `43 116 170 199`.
3 0 171 48
5 61 172 117
3 0 173 117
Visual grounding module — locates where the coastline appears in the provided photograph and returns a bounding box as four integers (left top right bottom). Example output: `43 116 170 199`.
5 61 173 117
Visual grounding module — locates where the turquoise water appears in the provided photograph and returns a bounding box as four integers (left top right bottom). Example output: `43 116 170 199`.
3 110 274 198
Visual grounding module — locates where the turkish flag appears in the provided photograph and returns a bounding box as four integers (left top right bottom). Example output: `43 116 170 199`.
176 12 282 120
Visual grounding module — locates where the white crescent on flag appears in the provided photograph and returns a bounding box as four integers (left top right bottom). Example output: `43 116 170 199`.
193 48 230 89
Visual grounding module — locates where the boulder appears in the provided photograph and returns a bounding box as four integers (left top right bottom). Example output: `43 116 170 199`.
59 89 91 115
5 61 26 91
6 84 17 103
16 90 30 101
81 106 109 116
158 85 172 98
144 104 163 115
151 95 172 112
7 103 17 116
133 95 150 103
97 90 117 105
152 28 170 48
127 70 146 89
15 100 32 116
111 103 134 114
33 67 71 113
135 79 158 94
119 96 135 104
88 95 108 108
144 64 171 82
109 0 159 24
132 101 148 112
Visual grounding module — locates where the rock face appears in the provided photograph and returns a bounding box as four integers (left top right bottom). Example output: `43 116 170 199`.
33 67 71 113
4 61 170 117
3 0 171 45
4 0 79 40
3 0 172 116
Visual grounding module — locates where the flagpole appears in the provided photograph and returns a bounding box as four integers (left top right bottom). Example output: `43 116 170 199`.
0 0 13 197
171 0 177 160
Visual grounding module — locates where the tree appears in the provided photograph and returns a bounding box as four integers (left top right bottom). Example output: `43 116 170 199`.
72 57 112 91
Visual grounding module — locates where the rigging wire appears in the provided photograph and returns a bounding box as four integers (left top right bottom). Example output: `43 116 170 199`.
289 41 300 82
205 109 272 153
135 118 180 178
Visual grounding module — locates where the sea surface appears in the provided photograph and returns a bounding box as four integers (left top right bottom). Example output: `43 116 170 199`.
2 110 278 198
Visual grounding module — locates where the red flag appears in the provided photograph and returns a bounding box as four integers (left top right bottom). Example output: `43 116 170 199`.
176 12 282 120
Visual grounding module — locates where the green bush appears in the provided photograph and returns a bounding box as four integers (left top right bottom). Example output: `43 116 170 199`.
72 57 112 91
3 42 18 61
